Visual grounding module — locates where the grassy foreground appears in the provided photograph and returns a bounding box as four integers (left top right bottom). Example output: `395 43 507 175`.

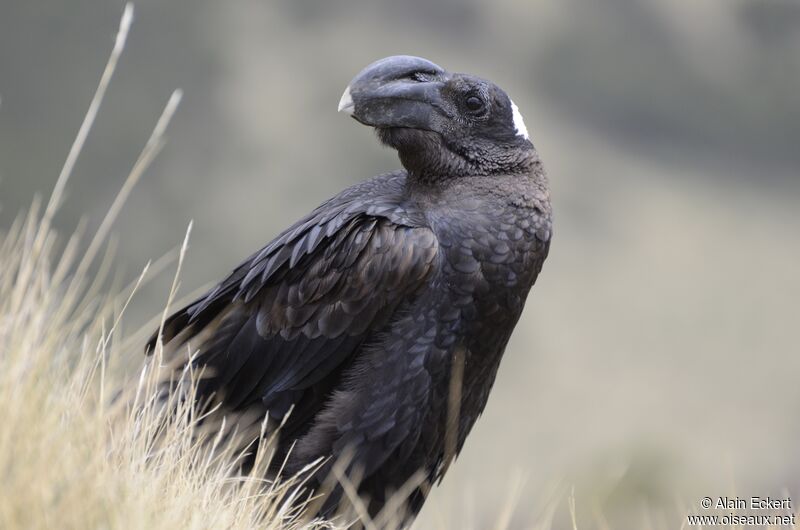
0 6 337 529
0 199 338 530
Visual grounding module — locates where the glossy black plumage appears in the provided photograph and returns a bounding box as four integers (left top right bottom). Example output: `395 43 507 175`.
147 56 551 527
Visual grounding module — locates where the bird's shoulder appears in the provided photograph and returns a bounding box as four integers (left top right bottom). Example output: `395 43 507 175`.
184 170 435 321
326 170 425 225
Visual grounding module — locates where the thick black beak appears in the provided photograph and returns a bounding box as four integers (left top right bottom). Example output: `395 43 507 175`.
338 56 448 130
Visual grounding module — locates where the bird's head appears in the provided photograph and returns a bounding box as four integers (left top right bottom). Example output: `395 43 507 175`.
339 55 538 180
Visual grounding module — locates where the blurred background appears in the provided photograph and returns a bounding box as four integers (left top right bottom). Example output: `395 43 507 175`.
1 0 798 527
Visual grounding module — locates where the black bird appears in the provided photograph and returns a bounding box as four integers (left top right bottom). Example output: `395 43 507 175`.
147 55 551 526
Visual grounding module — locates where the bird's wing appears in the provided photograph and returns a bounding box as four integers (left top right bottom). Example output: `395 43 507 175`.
146 201 439 415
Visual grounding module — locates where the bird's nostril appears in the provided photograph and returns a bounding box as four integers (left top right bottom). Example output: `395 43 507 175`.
409 70 437 83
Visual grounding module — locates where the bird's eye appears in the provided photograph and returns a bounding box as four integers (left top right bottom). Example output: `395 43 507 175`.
465 95 485 113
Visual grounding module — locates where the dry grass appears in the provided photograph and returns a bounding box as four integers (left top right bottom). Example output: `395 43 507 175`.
0 203 333 530
0 6 338 529
0 202 448 527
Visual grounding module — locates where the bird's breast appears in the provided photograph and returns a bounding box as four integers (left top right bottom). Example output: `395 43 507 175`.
428 197 549 338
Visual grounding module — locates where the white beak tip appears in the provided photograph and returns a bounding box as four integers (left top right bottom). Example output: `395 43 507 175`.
338 86 354 114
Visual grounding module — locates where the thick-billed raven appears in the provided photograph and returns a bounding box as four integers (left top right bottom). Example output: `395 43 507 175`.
147 55 551 526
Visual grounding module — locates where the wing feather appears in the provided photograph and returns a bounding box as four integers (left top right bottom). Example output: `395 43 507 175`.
147 200 438 419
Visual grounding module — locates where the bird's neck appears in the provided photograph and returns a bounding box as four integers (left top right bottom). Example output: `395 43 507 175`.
402 145 542 185
379 127 540 182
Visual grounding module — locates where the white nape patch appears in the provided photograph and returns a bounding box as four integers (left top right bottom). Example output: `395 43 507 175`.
510 100 529 140
338 85 354 114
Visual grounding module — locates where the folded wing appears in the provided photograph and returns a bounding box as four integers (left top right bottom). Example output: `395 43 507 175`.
146 203 438 426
